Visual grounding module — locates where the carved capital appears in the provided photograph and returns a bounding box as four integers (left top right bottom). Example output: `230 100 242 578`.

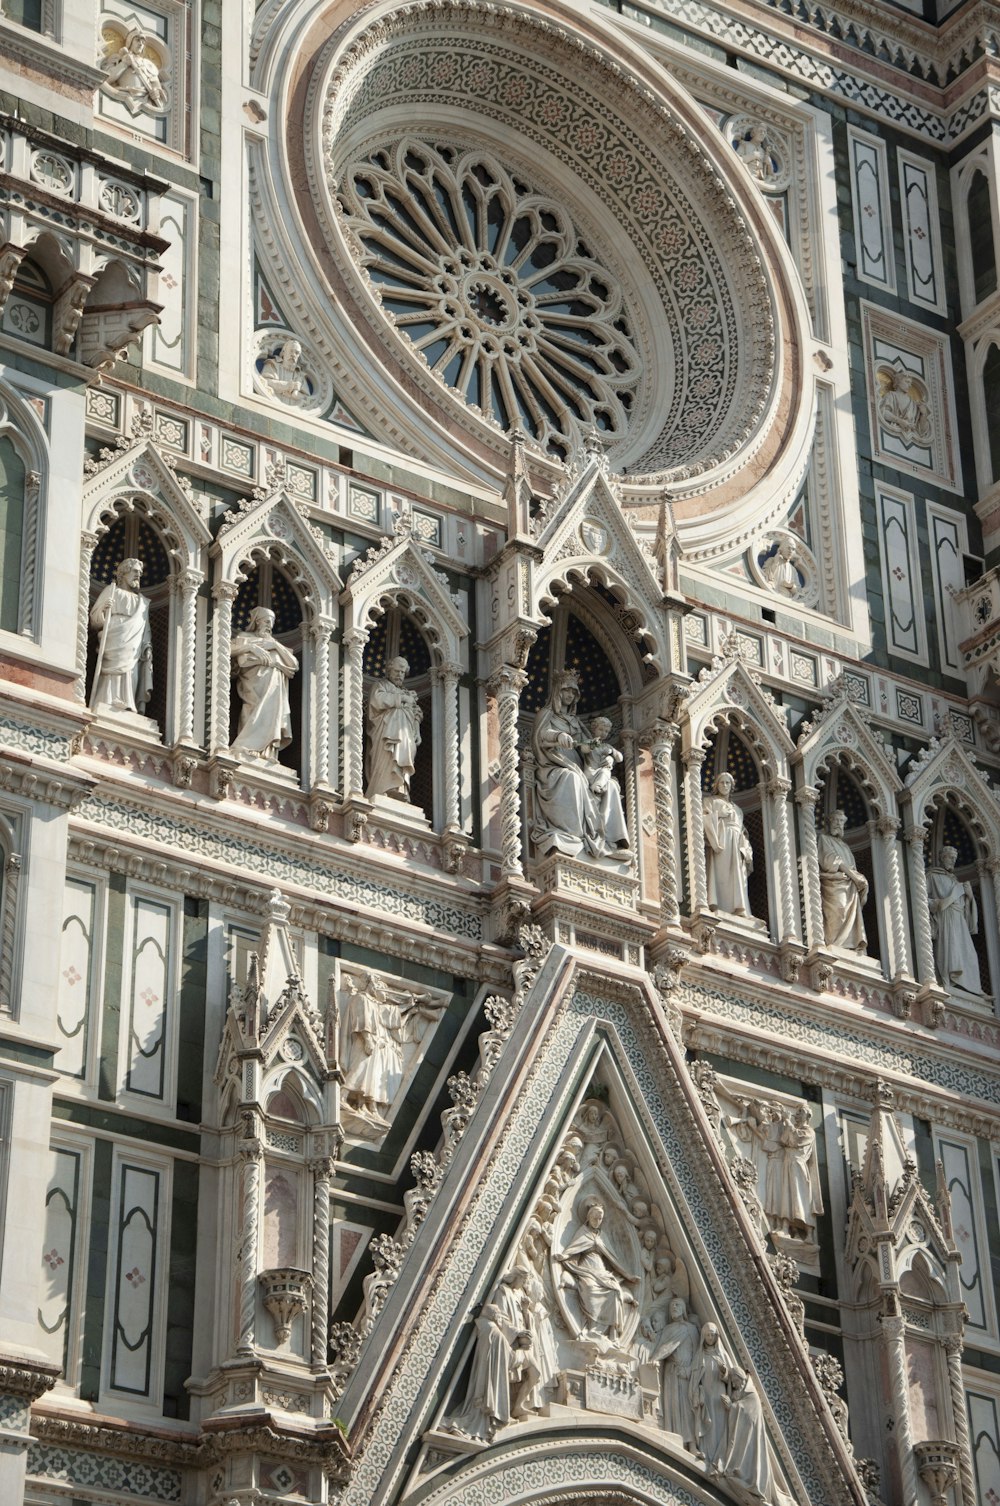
486 665 528 700
343 626 369 651
682 745 706 769
794 783 821 808
434 659 462 683
213 581 239 604
903 824 928 847
764 776 792 799
309 1156 335 1180
875 815 899 838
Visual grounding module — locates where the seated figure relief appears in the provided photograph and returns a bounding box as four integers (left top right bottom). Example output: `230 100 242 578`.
530 669 630 861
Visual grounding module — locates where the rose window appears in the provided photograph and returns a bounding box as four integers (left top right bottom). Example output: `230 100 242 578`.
338 140 642 461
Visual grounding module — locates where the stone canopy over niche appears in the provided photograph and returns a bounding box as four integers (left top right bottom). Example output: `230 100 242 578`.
295 0 811 508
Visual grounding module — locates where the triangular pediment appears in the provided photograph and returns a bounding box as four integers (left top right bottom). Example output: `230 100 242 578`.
683 653 794 768
795 696 901 811
904 734 1000 845
341 532 469 653
333 947 865 1506
83 434 212 565
213 488 343 617
533 463 668 668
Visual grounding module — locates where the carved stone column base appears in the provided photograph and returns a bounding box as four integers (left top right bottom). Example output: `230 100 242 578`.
530 856 652 967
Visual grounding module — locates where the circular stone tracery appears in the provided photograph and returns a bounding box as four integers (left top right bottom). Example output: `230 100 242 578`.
340 141 642 461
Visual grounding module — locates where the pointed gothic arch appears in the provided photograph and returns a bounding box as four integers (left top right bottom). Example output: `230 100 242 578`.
903 737 1000 1004
212 488 342 789
679 652 798 949
794 692 910 982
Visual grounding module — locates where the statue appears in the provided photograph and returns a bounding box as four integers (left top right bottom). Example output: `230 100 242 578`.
722 1368 782 1503
229 606 297 763
762 538 800 597
651 1296 701 1449
365 656 422 800
89 557 153 716
100 28 167 114
582 716 629 851
875 365 933 447
532 670 628 859
447 1268 535 1442
703 772 754 917
928 846 983 994
764 1106 823 1239
341 972 439 1124
689 1321 737 1469
555 1197 639 1344
818 810 868 952
258 339 310 406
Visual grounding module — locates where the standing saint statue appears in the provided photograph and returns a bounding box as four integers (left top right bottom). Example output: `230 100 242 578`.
447 1268 534 1442
689 1321 738 1470
765 1106 823 1239
703 771 754 917
365 656 422 800
89 556 153 716
818 810 868 952
651 1296 701 1449
341 973 438 1123
555 1197 639 1344
928 846 983 994
229 606 297 763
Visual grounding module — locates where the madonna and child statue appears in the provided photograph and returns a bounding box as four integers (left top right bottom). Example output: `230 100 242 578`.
531 669 630 862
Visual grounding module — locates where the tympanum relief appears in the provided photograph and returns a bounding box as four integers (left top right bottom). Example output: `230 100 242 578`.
443 1096 791 1505
335 965 446 1143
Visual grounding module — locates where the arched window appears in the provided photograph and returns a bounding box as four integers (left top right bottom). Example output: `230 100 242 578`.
968 170 997 305
984 342 1000 484
0 437 26 634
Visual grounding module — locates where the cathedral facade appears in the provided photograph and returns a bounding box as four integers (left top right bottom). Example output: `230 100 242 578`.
2 0 1000 1503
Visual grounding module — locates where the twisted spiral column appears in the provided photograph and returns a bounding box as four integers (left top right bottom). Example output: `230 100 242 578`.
210 582 238 755
683 747 708 913
176 569 202 745
649 721 680 924
945 1333 976 1506
620 724 639 875
343 627 368 799
878 814 911 979
795 785 824 949
882 1311 919 1506
75 531 99 703
310 1157 333 1368
435 660 462 834
307 619 333 789
237 1139 262 1356
906 825 936 986
487 666 528 878
767 775 797 943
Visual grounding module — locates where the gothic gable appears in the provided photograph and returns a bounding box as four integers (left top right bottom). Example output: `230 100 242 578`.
341 530 469 660
83 430 212 567
795 691 901 815
333 946 864 1506
213 485 343 618
904 734 1000 848
683 649 794 775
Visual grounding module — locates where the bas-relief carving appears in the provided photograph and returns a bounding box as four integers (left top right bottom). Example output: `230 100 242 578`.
252 331 333 415
338 968 444 1142
928 846 983 996
365 656 422 802
98 24 169 116
530 670 630 863
89 557 153 719
875 362 934 450
443 1095 791 1504
716 1077 824 1271
230 606 297 764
